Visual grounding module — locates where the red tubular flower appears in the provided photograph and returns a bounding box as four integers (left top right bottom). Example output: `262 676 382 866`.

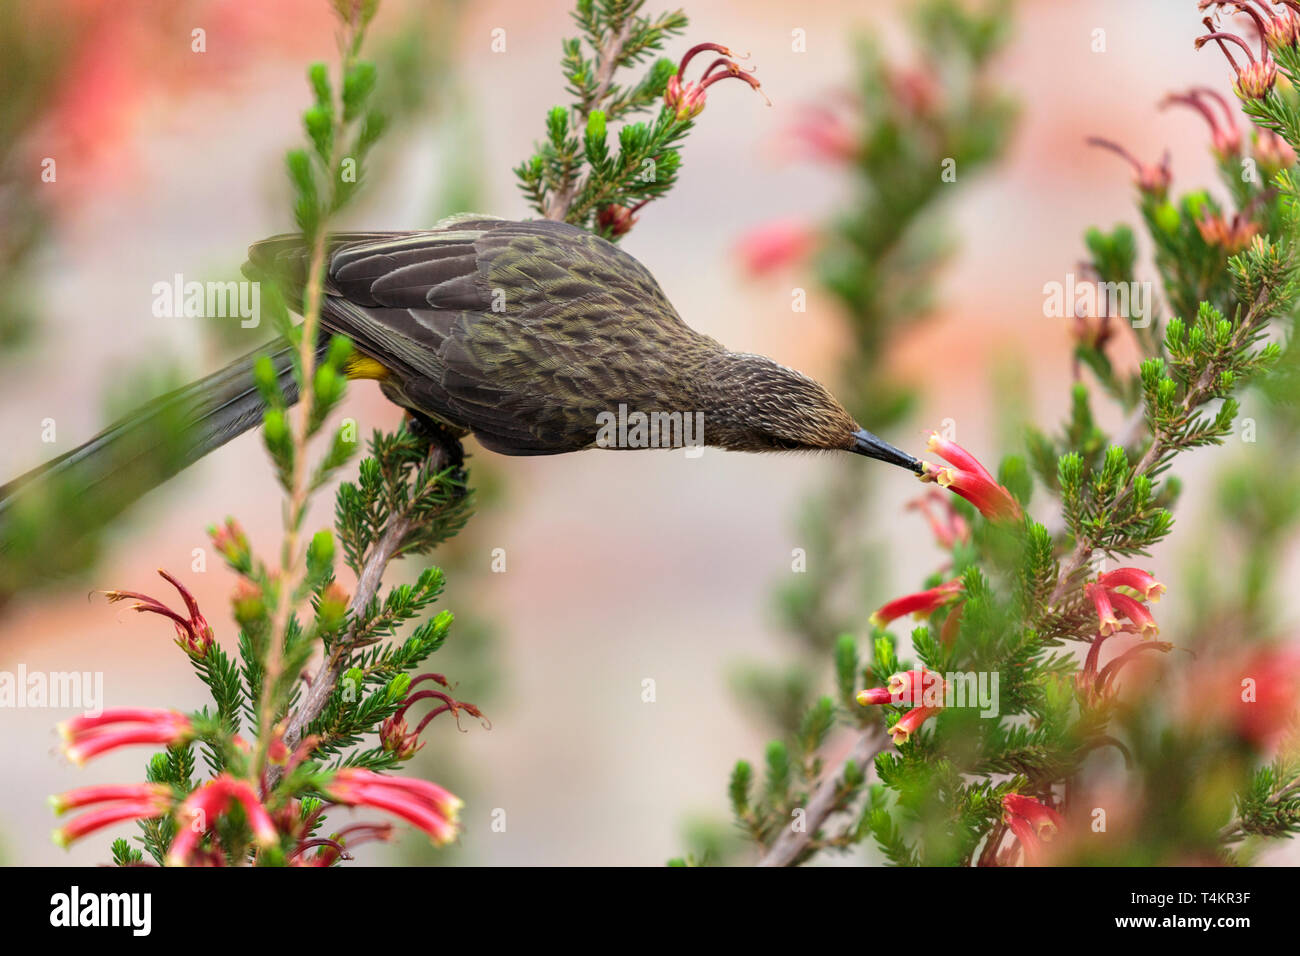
665 42 770 121
1107 591 1160 639
887 668 947 704
50 782 173 848
1160 87 1241 159
58 708 193 766
870 579 963 629
49 782 171 815
1097 567 1166 602
888 706 938 746
165 775 278 865
53 799 172 849
167 779 234 866
856 687 895 706
1085 136 1173 199
326 769 463 846
102 568 215 659
918 433 1022 521
736 220 817 275
1003 793 1064 840
1002 793 1065 865
223 778 278 847
1087 575 1162 639
1085 582 1122 637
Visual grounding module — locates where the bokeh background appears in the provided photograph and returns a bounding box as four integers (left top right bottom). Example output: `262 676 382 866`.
0 0 1295 865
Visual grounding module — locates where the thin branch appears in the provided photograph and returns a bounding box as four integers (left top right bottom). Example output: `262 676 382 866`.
756 726 885 867
544 18 635 222
268 440 452 790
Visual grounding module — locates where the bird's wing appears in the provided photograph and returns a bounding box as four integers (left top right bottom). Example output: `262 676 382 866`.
246 219 700 454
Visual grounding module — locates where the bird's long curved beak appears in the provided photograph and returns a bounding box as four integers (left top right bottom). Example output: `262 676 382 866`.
850 429 924 473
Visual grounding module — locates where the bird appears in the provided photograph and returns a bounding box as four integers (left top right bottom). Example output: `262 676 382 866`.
0 215 921 543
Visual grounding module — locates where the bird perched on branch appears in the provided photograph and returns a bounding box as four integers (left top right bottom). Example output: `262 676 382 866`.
0 216 920 539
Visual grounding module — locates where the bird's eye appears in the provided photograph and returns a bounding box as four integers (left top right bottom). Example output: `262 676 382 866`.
767 435 802 451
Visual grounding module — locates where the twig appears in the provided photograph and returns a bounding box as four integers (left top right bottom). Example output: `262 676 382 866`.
268 440 452 789
543 18 634 222
756 726 885 867
1047 286 1275 607
1219 775 1300 843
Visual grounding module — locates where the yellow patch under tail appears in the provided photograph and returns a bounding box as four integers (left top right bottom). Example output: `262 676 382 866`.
343 355 390 380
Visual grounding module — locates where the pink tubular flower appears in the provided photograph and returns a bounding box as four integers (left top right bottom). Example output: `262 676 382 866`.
1196 9 1278 101
736 220 817 275
870 580 963 629
1003 793 1064 840
1160 87 1241 159
1085 582 1122 637
1085 136 1172 199
1108 591 1160 639
888 706 938 746
166 775 278 865
53 800 172 849
326 769 463 846
784 104 859 163
102 568 215 659
50 782 173 849
887 669 947 705
918 432 1022 521
1097 567 1166 602
49 782 171 815
665 42 770 121
1002 793 1065 865
58 708 193 765
1087 573 1162 639
907 489 971 550
856 687 895 706
858 669 947 708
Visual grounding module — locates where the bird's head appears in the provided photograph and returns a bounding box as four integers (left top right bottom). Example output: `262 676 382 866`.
692 352 922 471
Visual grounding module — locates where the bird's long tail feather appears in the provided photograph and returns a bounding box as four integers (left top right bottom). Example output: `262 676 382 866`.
0 337 318 548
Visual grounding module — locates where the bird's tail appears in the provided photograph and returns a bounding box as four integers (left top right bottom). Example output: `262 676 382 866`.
0 337 319 576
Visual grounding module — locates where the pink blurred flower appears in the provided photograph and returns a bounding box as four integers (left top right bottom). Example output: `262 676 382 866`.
166 775 277 866
736 221 817 275
1160 87 1241 159
1086 136 1172 199
907 488 971 550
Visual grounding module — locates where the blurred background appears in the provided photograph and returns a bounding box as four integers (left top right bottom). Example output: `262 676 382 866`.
0 0 1295 865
